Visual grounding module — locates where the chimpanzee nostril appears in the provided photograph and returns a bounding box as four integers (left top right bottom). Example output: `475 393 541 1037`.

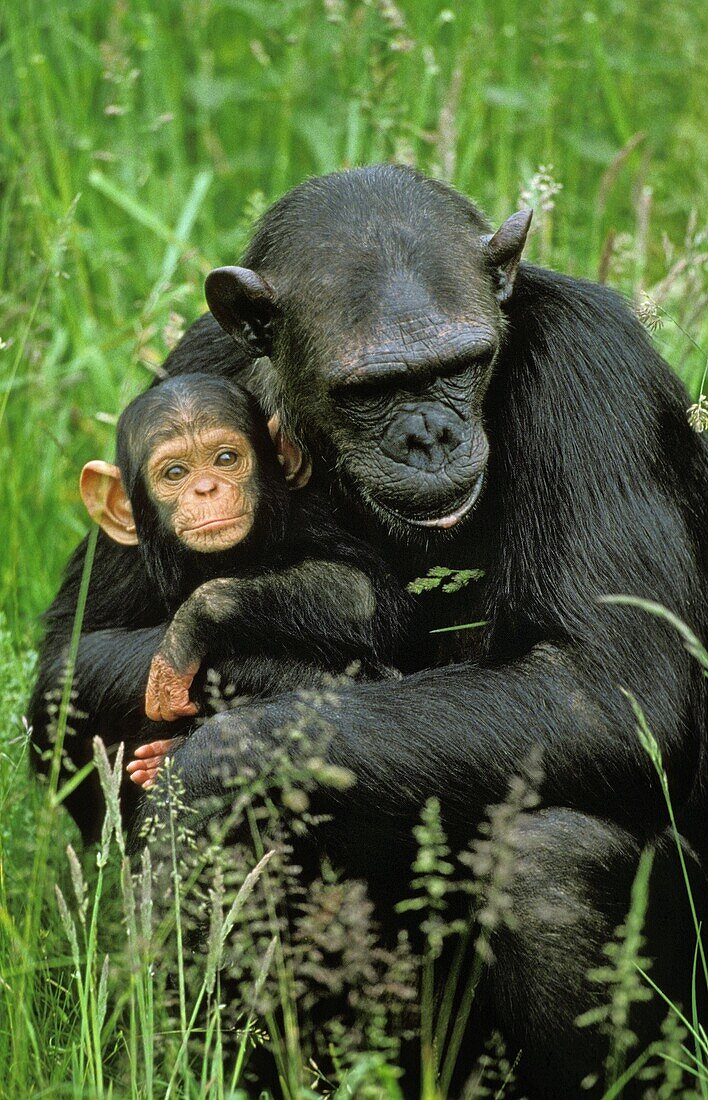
382 404 467 471
406 434 430 457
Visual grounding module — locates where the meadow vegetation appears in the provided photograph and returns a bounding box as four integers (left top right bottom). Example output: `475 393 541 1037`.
0 0 705 1095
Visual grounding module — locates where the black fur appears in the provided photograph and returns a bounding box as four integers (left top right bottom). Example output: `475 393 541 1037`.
28 166 707 1096
28 373 412 843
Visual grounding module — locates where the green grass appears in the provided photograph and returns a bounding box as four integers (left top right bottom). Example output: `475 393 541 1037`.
0 0 706 1095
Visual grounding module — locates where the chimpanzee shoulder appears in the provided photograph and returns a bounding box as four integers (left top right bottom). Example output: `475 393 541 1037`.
159 311 254 381
43 532 164 635
476 263 707 657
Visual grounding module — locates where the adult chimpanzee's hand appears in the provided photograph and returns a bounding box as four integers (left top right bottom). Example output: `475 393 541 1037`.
142 623 686 850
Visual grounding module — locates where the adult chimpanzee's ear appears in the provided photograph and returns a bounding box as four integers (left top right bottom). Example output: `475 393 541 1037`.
205 266 275 356
80 461 138 546
267 415 312 490
481 209 533 303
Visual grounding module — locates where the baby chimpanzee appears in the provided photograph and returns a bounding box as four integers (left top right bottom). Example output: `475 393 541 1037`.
81 373 413 789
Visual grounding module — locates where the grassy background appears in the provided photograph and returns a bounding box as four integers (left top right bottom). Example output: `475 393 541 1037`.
0 3 706 1094
1 0 706 645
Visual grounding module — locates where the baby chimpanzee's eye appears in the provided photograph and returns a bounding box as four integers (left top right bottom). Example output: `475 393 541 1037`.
215 450 239 467
163 464 187 482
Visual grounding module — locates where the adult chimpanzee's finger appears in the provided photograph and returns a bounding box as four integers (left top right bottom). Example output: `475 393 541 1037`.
127 756 161 776
133 739 171 756
128 738 175 787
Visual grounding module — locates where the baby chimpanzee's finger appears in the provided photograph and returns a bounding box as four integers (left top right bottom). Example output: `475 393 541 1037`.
127 763 161 787
132 738 180 759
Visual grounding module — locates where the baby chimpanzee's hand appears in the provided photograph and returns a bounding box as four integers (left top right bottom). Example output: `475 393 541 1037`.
127 736 186 788
145 653 200 722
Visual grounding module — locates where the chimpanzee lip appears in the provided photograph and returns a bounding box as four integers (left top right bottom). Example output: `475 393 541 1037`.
182 514 249 534
374 473 484 530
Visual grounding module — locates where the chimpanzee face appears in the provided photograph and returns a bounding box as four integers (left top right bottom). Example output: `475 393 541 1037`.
320 309 498 530
80 376 303 594
206 166 531 532
143 424 258 552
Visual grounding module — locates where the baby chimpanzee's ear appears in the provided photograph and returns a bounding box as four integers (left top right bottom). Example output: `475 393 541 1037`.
267 416 312 490
80 461 138 545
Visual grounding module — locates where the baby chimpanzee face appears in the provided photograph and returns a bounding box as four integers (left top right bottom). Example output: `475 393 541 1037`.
80 374 311 607
145 423 258 552
80 374 308 575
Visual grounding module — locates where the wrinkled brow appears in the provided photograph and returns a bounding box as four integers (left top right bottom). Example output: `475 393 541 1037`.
148 424 249 466
137 403 227 454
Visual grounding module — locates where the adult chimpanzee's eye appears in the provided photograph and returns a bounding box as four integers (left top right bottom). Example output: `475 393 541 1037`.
164 464 187 482
215 450 239 467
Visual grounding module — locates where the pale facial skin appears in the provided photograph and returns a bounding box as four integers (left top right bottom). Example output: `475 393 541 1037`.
148 425 258 552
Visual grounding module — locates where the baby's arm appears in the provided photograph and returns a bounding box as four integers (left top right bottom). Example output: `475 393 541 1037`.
144 558 398 723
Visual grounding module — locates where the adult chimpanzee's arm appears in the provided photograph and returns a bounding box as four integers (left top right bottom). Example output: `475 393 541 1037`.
29 626 166 737
158 596 699 844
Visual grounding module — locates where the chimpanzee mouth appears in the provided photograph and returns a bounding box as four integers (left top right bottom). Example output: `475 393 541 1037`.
183 515 248 534
374 472 485 531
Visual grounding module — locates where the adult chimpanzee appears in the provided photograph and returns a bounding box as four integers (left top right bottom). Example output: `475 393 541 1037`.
29 372 412 824
30 165 706 1096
